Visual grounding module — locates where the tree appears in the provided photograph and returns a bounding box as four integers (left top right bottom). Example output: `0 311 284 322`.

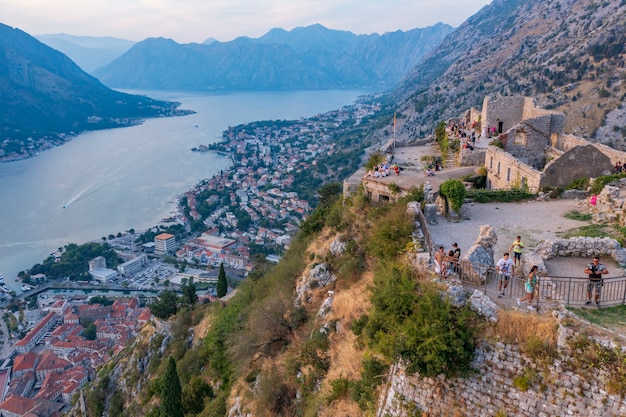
161 357 184 417
84 323 97 340
181 278 198 308
149 291 179 319
182 375 214 415
217 263 228 298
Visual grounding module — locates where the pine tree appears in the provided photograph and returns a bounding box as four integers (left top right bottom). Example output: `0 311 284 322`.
161 357 184 417
217 262 228 298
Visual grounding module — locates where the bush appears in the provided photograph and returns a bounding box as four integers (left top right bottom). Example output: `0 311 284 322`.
365 265 477 378
513 376 529 392
590 173 626 195
439 179 466 214
467 189 534 203
367 205 414 259
566 177 590 190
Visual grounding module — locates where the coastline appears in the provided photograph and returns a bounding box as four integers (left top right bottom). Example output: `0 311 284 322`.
0 89 373 287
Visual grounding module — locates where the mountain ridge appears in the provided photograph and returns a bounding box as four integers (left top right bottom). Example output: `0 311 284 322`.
388 0 626 145
93 23 454 90
0 23 189 160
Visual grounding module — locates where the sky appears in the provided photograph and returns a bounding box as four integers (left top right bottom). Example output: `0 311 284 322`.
1 0 493 44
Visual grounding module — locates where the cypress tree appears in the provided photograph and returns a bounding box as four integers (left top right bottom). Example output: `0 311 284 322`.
161 357 184 417
217 263 228 298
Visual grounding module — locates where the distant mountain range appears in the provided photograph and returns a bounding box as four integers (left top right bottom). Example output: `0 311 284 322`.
0 23 189 160
35 33 135 73
388 0 626 146
92 23 454 90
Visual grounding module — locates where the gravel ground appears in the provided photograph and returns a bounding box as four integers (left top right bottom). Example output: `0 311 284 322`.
428 198 624 277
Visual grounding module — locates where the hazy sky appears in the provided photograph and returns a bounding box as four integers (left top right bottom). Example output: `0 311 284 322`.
1 0 492 44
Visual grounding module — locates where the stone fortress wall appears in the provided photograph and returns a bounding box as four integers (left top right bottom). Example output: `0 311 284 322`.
378 326 626 417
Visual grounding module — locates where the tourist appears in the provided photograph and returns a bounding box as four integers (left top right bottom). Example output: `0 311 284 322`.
584 256 608 307
509 235 524 267
452 243 461 261
434 246 446 277
445 250 456 276
517 265 539 310
496 252 514 297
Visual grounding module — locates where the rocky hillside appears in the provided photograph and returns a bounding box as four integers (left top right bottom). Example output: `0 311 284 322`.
389 0 626 148
0 23 189 160
92 23 454 90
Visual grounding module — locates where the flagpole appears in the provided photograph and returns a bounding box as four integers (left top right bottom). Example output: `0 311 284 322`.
393 112 396 152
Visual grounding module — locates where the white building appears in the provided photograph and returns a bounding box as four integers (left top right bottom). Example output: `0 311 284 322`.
117 255 149 277
154 233 176 255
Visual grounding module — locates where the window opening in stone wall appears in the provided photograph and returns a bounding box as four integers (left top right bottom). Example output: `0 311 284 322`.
497 162 500 176
507 167 511 182
498 121 503 133
513 129 527 146
490 156 493 169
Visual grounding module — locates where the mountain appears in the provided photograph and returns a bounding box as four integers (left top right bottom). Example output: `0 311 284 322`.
388 0 626 146
35 33 135 72
93 23 454 90
0 23 189 160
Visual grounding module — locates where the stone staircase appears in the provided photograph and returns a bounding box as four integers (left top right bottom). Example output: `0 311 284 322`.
444 150 456 168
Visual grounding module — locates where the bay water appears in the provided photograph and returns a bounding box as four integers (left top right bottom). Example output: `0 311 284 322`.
0 89 369 290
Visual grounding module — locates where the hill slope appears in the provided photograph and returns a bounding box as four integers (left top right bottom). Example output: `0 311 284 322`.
93 23 454 90
0 24 188 160
389 0 626 146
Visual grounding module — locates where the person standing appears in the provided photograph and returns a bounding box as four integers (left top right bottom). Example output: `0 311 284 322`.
518 265 539 310
452 243 461 274
509 235 524 268
584 256 608 307
452 243 461 260
496 252 514 297
434 246 446 276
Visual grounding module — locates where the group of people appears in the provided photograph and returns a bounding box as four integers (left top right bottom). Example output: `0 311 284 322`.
364 163 400 178
432 233 610 310
434 243 461 277
495 236 538 311
615 161 626 173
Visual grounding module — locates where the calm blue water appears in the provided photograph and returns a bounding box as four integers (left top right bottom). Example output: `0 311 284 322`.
0 90 369 289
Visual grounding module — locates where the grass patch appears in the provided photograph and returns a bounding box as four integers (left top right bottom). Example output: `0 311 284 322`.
564 210 592 221
568 304 626 329
557 223 612 239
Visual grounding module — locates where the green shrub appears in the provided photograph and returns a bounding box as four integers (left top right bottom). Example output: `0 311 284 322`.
590 173 626 195
326 377 352 403
566 177 590 190
400 185 425 203
365 265 477 378
439 179 466 214
367 205 414 259
364 151 385 170
466 189 534 203
513 376 529 391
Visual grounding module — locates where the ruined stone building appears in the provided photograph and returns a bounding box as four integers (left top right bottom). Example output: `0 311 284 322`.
477 96 622 191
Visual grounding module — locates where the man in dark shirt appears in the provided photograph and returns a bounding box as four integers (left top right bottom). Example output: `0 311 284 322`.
584 256 608 307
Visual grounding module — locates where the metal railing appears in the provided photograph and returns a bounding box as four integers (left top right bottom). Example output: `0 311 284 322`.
441 259 626 309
